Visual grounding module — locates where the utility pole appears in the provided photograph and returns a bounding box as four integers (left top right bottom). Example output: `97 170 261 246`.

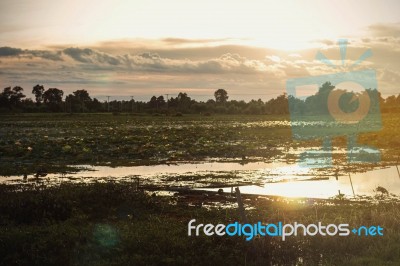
131 96 134 113
107 96 110 112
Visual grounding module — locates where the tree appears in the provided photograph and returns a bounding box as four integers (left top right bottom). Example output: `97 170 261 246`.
86 98 103 112
302 82 334 115
73 90 91 102
214 89 229 103
0 86 25 109
156 96 165 108
32 84 45 105
43 88 64 111
288 95 305 115
9 86 25 107
0 87 13 108
65 94 77 113
265 93 288 114
65 90 92 113
177 92 192 112
385 95 397 106
73 90 92 112
149 96 158 109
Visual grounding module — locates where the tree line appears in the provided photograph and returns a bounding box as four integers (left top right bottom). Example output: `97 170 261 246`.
0 84 399 115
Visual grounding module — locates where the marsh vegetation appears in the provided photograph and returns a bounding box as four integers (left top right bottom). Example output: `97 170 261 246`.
0 113 399 265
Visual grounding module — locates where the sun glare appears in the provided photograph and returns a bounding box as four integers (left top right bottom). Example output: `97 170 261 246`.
6 0 342 51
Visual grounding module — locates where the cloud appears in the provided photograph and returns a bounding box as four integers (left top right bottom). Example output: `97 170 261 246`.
0 47 23 56
266 55 281 63
1 29 399 100
0 45 287 100
90 39 279 60
0 46 63 61
30 50 63 61
368 23 400 37
122 52 269 74
378 68 400 84
312 39 335 46
63 47 121 65
63 48 94 63
162 37 231 45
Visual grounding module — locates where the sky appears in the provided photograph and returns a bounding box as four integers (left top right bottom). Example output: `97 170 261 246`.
0 0 399 101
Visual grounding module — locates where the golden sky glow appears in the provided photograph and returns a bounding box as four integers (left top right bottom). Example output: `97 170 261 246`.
1 0 399 49
0 0 399 100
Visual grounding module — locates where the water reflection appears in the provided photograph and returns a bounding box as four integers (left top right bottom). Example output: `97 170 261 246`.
0 160 318 184
1 160 399 199
202 166 400 199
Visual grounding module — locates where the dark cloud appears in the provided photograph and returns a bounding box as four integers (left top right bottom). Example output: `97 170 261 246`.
123 52 268 74
5 46 274 79
63 48 94 63
63 47 121 65
0 46 23 56
29 79 126 85
96 53 120 65
30 50 63 61
0 46 63 61
136 52 161 60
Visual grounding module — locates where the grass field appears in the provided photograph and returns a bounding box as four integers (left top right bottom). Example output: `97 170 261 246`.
0 113 399 265
0 113 399 176
0 182 399 265
0 113 291 176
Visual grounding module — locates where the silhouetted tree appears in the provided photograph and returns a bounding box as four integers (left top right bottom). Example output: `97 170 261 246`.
385 95 397 106
0 86 25 109
0 82 399 114
177 92 192 112
10 86 25 107
73 90 91 102
43 88 64 112
156 96 165 108
86 98 103 112
265 93 288 114
65 91 101 113
73 90 92 112
32 84 45 105
214 89 229 103
287 95 305 115
149 96 158 109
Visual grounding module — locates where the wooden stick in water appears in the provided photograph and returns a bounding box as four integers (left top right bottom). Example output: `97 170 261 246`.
348 173 355 197
235 187 248 224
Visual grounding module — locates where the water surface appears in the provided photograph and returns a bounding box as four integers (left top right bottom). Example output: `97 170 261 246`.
1 159 399 199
